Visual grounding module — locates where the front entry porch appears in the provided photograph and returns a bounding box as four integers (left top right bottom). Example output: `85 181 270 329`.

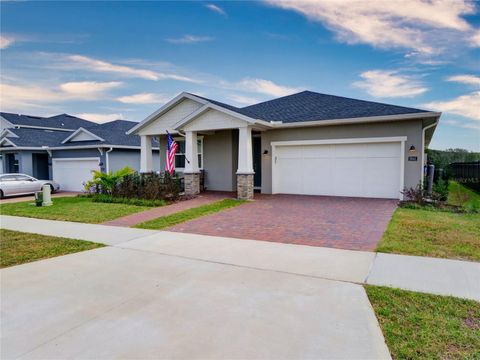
139 126 263 200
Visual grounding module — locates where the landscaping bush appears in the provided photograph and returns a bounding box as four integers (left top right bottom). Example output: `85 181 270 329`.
84 167 135 195
112 171 181 201
402 184 426 205
432 178 449 201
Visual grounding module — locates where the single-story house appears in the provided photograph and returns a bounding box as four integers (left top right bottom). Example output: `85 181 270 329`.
128 90 441 200
0 113 160 191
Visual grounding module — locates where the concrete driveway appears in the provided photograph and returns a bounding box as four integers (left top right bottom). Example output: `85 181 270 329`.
2 242 390 359
168 194 398 251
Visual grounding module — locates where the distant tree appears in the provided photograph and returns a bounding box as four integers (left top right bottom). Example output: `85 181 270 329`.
427 148 480 170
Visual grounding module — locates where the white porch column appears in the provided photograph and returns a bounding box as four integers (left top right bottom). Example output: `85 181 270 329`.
184 130 200 195
237 126 254 174
184 130 199 173
140 135 153 173
236 126 254 200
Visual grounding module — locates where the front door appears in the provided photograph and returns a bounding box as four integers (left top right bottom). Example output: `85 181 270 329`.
253 136 261 188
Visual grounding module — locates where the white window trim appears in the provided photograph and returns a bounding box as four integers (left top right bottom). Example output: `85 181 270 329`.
271 136 406 200
173 136 204 172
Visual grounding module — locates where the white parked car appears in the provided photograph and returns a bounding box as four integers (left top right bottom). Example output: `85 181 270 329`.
0 173 60 198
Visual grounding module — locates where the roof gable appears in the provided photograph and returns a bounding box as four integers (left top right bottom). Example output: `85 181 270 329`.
62 128 105 144
127 92 207 135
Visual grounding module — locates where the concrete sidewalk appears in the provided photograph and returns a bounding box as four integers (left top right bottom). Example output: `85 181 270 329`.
1 246 391 359
1 215 479 301
0 215 157 245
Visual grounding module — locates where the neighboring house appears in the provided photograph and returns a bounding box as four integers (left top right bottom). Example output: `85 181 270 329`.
128 91 441 200
0 113 160 191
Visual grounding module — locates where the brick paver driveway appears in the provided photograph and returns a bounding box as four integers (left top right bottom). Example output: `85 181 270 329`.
168 194 398 251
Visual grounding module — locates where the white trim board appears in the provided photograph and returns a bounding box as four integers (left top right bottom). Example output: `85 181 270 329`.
271 136 407 147
52 157 100 162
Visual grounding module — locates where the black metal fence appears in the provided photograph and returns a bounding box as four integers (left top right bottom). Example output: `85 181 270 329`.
449 161 480 181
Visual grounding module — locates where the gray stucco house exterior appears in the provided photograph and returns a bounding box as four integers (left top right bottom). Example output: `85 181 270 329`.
0 113 159 191
128 91 441 200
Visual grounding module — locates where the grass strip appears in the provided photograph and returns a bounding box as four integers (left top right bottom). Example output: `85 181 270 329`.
135 198 246 229
376 208 480 261
0 229 105 268
366 285 480 360
0 196 149 223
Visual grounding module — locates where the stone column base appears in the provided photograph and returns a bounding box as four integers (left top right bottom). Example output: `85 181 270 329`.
237 173 254 200
184 172 200 196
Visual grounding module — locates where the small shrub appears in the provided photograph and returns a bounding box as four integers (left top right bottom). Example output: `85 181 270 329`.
88 194 167 207
433 179 449 201
402 184 426 205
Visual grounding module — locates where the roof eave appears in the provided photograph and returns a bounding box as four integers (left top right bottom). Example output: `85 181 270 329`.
269 111 441 128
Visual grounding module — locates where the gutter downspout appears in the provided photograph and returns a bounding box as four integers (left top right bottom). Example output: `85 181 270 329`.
105 147 113 173
421 119 439 186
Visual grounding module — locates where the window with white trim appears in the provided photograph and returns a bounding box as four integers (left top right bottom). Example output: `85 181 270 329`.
174 137 203 170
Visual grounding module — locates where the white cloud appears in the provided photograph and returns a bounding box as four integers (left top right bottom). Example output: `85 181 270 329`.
0 35 15 49
0 80 120 110
228 94 261 106
205 3 227 16
60 81 122 96
446 75 480 86
75 113 123 123
264 0 477 55
442 119 480 130
470 29 480 47
353 70 428 98
236 78 301 97
116 93 171 104
68 55 199 83
166 35 213 44
423 92 480 120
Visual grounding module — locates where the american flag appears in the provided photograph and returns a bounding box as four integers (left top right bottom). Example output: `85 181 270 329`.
166 132 178 175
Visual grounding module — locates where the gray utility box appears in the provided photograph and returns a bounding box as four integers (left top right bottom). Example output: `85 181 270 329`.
34 191 43 207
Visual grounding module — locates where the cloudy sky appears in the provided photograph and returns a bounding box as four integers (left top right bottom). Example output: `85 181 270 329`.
1 1 479 150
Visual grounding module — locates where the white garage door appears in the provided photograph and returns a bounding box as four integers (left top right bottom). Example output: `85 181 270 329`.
52 158 100 191
273 141 403 199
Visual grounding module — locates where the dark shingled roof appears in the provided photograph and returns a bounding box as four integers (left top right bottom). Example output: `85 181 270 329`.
1 112 96 129
3 128 71 147
192 90 430 123
2 120 157 148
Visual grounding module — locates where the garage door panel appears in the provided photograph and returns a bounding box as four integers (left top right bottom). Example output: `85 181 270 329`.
276 158 303 194
333 158 365 197
333 143 367 158
302 158 333 195
364 158 400 198
365 142 400 157
302 145 333 159
277 146 302 159
53 159 99 191
273 141 402 199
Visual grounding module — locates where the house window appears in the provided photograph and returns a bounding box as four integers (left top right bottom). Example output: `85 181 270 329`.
174 137 203 170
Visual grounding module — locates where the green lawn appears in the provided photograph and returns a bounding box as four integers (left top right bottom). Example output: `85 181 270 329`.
366 286 480 360
135 198 246 229
0 196 149 223
0 229 104 268
448 181 480 212
376 208 479 261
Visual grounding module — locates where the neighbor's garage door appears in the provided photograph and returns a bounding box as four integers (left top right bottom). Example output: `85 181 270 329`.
273 141 402 199
52 158 100 191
